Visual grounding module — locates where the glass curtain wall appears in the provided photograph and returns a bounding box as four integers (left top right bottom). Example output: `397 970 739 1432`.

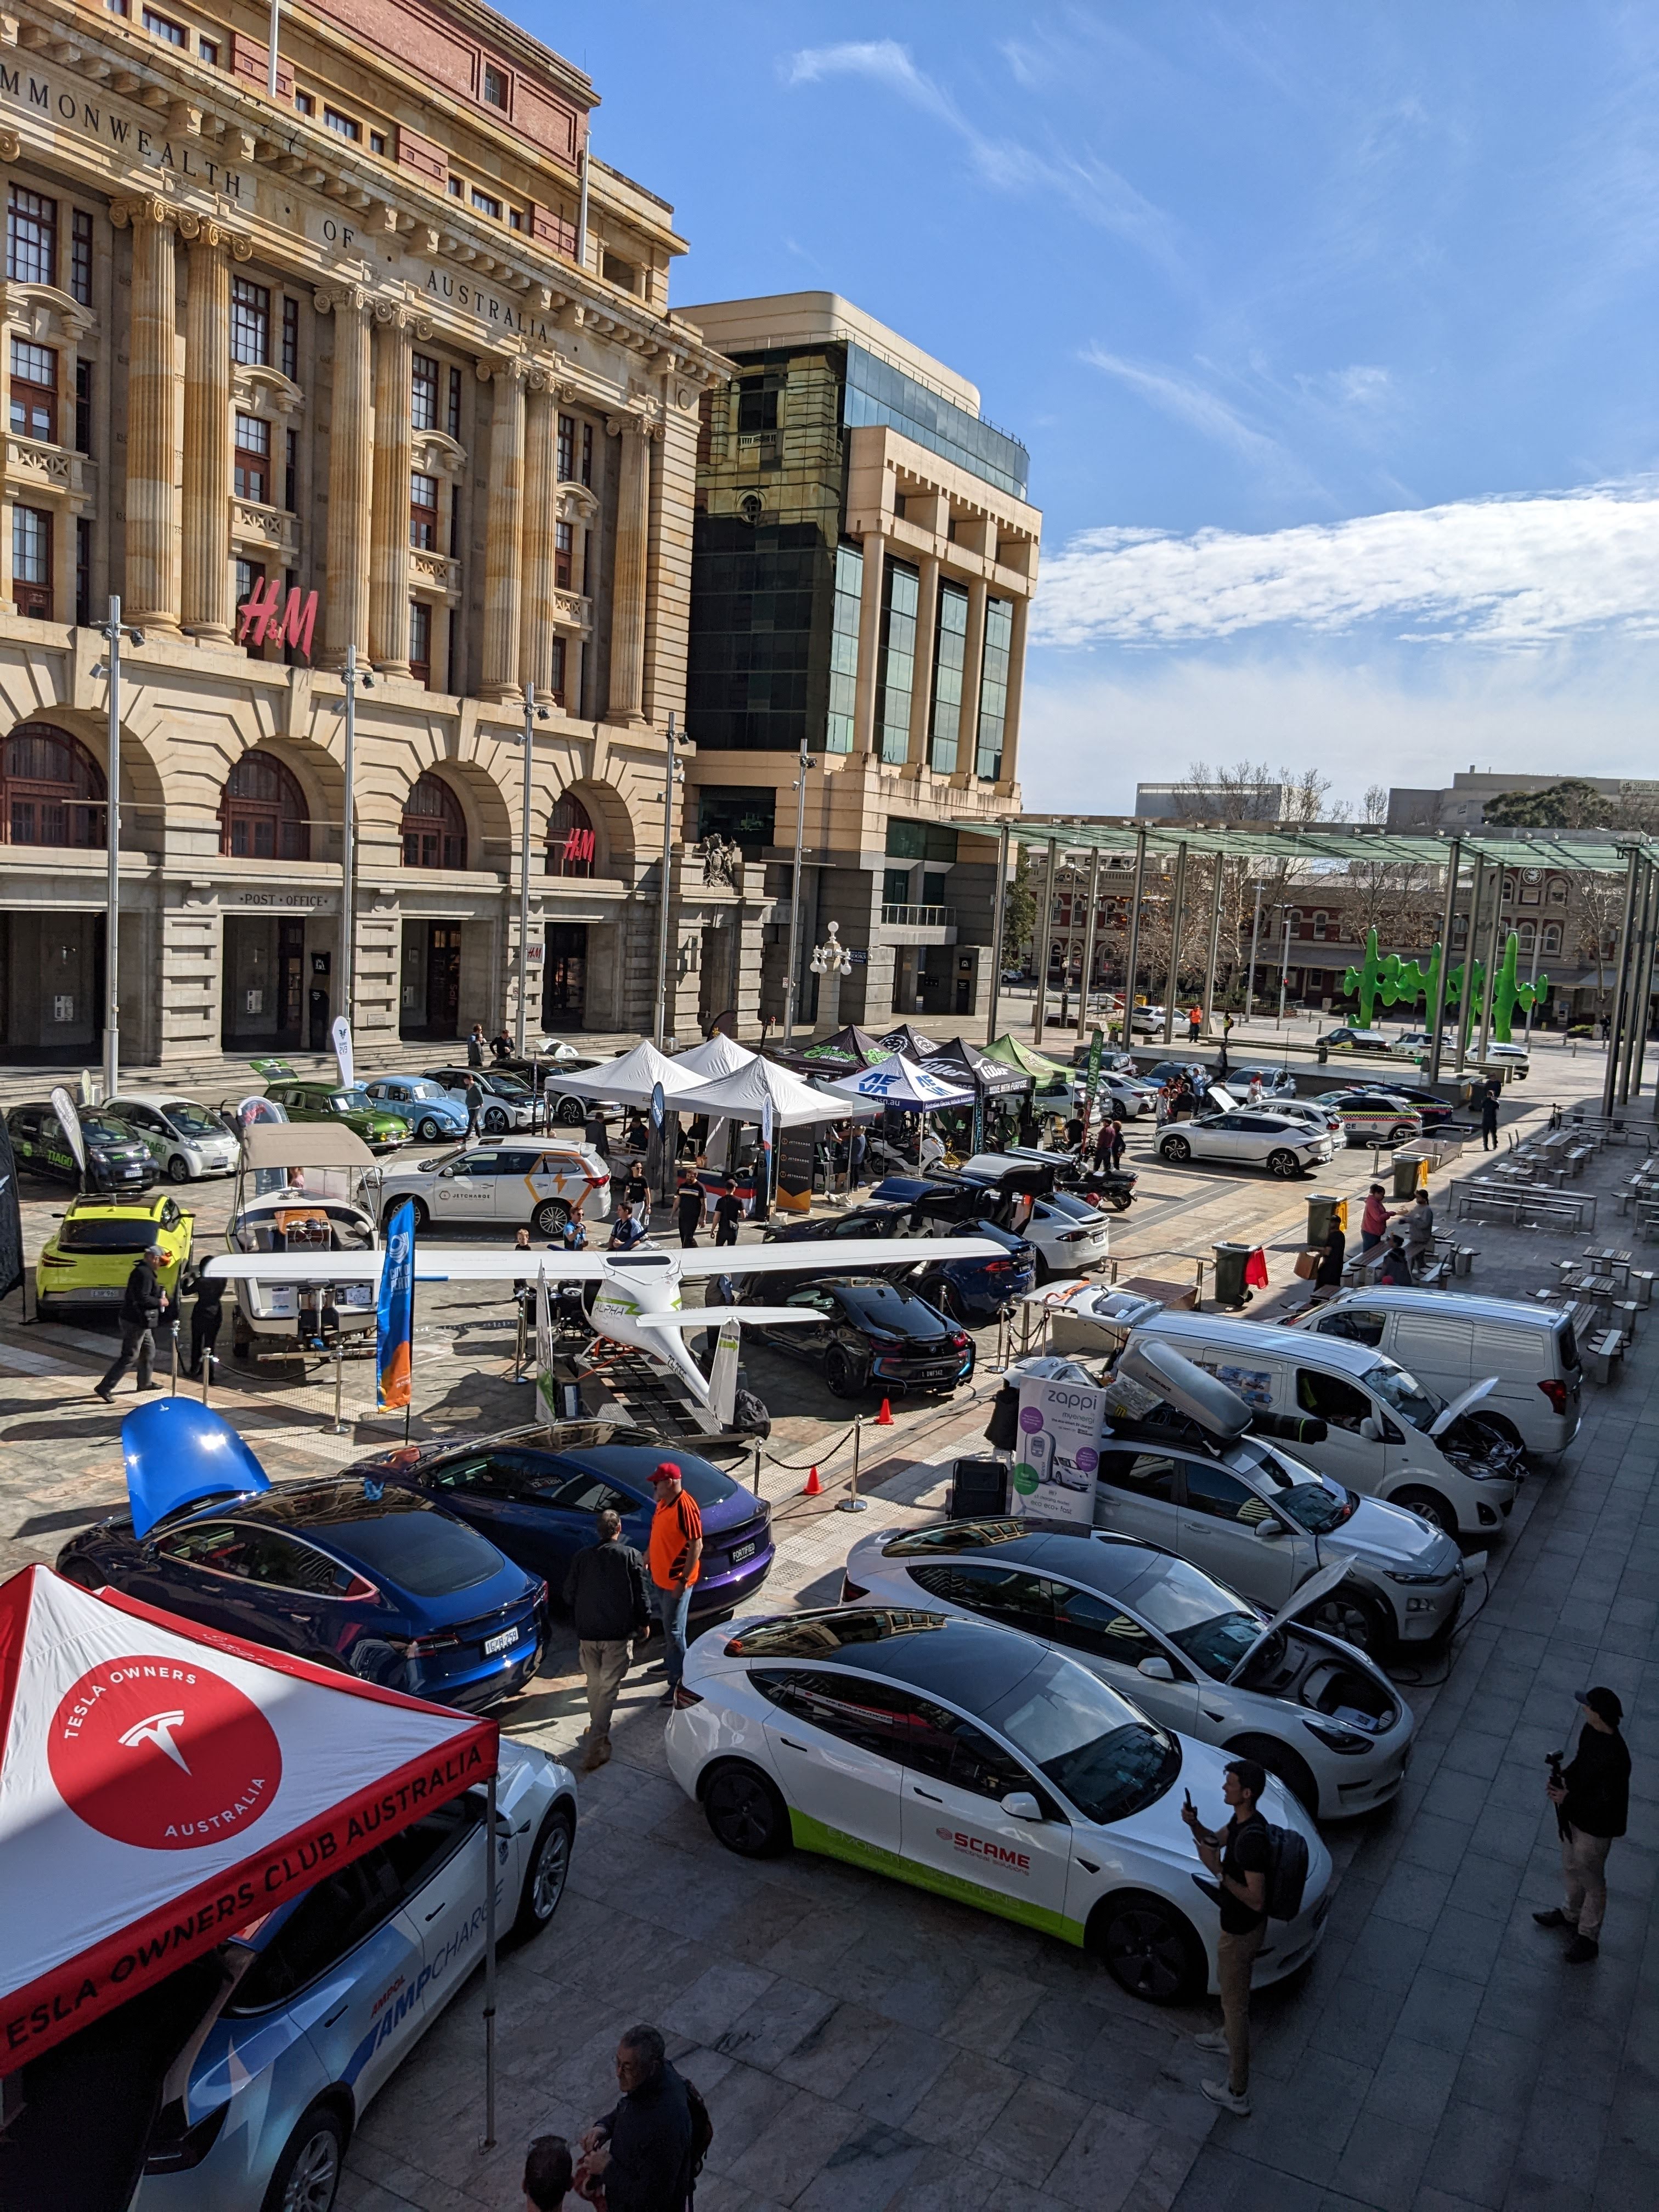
825 543 862 753
876 560 919 764
928 580 968 772
976 596 1013 781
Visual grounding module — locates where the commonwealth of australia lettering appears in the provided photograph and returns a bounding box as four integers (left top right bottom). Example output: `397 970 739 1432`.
0 67 243 196
422 271 556 344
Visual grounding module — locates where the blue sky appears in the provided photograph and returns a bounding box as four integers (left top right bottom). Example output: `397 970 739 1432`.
535 3 1659 814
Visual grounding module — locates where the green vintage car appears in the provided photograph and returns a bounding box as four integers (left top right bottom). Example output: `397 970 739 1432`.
262 1081 407 1152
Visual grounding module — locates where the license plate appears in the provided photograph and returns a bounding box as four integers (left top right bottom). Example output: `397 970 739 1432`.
730 1540 758 1565
483 1627 520 1656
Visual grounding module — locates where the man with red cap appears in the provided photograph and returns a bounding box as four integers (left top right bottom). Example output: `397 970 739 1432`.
647 1460 703 1701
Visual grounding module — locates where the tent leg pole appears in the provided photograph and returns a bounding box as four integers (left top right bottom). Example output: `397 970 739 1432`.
480 1772 498 2153
332 1338 345 1434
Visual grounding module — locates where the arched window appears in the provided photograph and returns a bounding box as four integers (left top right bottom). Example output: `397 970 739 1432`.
2 723 105 847
1547 877 1568 905
1516 919 1537 953
218 749 309 860
546 791 596 879
402 773 467 870
1542 923 1562 955
1312 910 1328 939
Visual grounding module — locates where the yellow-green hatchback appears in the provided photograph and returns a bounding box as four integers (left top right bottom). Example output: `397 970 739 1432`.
36 1191 193 1311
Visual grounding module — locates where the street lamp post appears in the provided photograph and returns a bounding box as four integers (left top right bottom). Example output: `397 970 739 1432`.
336 642 372 1041
92 596 144 1101
1243 880 1263 1022
808 918 855 1039
516 681 550 1057
652 711 680 1050
1277 912 1291 1024
783 732 814 1043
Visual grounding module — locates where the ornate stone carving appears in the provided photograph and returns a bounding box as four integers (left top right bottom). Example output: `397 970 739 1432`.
231 364 306 419
176 212 252 260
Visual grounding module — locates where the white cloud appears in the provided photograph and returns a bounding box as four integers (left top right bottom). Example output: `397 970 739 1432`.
1032 479 1659 647
1083 347 1295 467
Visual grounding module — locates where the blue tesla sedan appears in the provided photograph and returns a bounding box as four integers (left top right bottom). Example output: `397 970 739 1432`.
58 1401 546 1712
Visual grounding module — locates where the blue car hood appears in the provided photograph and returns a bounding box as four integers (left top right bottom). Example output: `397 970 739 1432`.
123 1398 271 1537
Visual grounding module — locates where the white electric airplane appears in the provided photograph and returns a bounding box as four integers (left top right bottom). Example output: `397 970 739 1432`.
204 1235 1003 1409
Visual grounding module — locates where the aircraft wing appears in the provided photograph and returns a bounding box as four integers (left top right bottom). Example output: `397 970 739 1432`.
634 1307 823 1330
202 1247 611 1285
679 1237 1007 1273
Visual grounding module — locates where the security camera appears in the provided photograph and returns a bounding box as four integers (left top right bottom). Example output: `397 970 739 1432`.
127 629 144 646
360 672 375 690
91 662 106 680
537 708 550 724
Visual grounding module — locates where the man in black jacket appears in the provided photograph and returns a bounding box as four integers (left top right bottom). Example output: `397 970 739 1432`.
562 1509 651 1773
580 2025 693 2212
95 1244 171 1402
1534 1686 1631 1962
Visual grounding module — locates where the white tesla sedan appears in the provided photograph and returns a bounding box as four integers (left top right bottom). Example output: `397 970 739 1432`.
665 1605 1332 2005
1158 1102 1335 1179
842 1523 1415 1821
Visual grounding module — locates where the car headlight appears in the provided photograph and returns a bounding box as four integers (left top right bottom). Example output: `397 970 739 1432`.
1384 1567 1452 1585
1304 1720 1372 1755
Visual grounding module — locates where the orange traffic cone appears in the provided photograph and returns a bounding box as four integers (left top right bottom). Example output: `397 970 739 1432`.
876 1398 894 1427
802 1465 823 1497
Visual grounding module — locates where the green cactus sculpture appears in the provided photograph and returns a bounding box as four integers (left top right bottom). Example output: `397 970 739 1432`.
1341 930 1387 1028
1492 931 1548 1042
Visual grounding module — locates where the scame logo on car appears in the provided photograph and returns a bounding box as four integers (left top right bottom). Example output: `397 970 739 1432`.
936 1825 1031 1875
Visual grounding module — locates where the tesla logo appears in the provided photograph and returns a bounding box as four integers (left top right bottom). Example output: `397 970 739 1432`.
50 1656 283 1851
118 1709 191 1773
935 1825 1031 1874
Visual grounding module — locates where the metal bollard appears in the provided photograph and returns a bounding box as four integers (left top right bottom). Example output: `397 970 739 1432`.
332 1338 346 1434
170 1325 178 1396
838 1415 868 1513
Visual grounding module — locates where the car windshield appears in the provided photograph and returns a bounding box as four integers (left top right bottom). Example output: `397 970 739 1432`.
1363 1363 1443 1430
80 1117 134 1146
487 1074 531 1097
1129 1560 1265 1680
333 1091 373 1113
160 1102 224 1137
1239 1444 1358 1530
982 1654 1180 1824
403 1081 449 1101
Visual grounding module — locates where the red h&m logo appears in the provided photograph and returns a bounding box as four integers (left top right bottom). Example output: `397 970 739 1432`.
237 581 320 659
562 827 596 865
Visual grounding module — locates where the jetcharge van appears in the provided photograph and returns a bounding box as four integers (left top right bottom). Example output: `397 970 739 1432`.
1123 1312 1522 1541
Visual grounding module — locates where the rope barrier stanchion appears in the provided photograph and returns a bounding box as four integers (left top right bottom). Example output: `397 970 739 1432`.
837 1416 868 1513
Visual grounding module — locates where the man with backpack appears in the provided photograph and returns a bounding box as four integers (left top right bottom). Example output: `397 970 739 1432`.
578 2023 709 2210
1182 1757 1274 2117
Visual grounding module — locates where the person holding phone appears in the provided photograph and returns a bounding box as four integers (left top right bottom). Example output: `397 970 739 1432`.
1181 1758 1271 2117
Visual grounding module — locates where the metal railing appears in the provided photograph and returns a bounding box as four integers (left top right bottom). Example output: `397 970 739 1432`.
880 903 955 927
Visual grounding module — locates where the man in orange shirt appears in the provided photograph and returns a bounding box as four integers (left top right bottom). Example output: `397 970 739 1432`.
647 1460 703 1702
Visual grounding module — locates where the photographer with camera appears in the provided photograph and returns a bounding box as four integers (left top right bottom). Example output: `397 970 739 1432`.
1533 1686 1629 1963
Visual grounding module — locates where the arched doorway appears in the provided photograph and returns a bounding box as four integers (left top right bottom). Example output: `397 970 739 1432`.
0 725 109 1057
401 774 467 871
218 750 310 860
546 791 596 879
398 774 469 1040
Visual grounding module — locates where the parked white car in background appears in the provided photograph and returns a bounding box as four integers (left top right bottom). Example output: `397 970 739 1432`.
379 1139 610 1234
1023 1192 1112 1279
106 1093 240 1182
1158 1089 1335 1179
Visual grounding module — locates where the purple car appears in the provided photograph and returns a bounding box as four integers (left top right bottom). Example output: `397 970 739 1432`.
353 1425 774 1625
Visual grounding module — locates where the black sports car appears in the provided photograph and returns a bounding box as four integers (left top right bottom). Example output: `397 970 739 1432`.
6 1100 157 1192
738 1276 974 1399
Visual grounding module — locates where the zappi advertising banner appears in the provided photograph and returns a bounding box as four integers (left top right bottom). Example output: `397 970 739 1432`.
1012 1375 1105 1528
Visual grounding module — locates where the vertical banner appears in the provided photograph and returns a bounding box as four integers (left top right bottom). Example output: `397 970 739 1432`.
1079 1025 1104 1153
708 1314 743 1427
1011 1374 1104 1528
375 1198 415 1412
759 1096 775 1216
331 1015 354 1091
0 1113 23 1302
534 1266 560 1424
972 1094 985 1156
49 1087 87 1184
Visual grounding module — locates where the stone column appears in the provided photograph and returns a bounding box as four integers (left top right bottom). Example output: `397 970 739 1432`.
907 552 940 765
479 357 528 702
1000 593 1030 785
956 576 988 784
179 216 243 643
315 285 372 666
369 305 420 678
606 413 651 726
520 380 556 696
854 532 884 751
112 196 181 634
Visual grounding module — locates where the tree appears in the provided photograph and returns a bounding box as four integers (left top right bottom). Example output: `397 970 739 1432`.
1003 843 1036 971
1482 780 1607 830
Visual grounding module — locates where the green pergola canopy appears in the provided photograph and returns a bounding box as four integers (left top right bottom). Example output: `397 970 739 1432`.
997 820 1659 873
985 1034 1076 1082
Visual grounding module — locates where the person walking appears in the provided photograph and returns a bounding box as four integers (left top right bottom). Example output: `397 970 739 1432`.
646 1461 702 1702
1534 1686 1630 1963
848 1122 868 1192
563 1508 651 1772
522 2135 573 2212
712 1183 742 1248
578 2025 695 2212
620 1159 651 1228
675 1168 704 1249
461 1074 483 1140
1359 1182 1390 1255
608 1202 646 1252
180 1260 224 1381
467 1022 486 1068
1310 1215 1346 1301
1480 1075 1502 1150
1108 1118 1126 1171
1182 1757 1271 2117
95 1244 173 1402
1188 1005 1202 1044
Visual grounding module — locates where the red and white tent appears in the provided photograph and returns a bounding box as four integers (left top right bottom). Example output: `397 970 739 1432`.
0 1564 497 2074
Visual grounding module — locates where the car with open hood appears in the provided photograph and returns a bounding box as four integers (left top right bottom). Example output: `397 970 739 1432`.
665 1602 1333 2005
763 1199 1035 1321
843 1522 1415 1821
57 1404 546 1713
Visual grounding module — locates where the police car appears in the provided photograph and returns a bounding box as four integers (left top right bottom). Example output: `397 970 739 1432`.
666 1605 1332 2004
1311 1091 1425 1146
378 1139 611 1234
131 1739 574 2211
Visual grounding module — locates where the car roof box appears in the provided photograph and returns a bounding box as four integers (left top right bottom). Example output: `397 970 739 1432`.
1115 1340 1252 1440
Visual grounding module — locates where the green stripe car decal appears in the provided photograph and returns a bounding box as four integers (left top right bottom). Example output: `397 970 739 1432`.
787 1810 1086 1947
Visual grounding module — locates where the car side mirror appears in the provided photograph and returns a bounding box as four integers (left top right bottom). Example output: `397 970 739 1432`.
1000 1791 1043 1821
1359 1417 1381 1442
1137 1656 1176 1681
1256 1519 1284 1542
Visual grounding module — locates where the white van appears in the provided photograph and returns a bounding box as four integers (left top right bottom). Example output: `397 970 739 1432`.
1124 1312 1522 1540
1293 1291 1579 1460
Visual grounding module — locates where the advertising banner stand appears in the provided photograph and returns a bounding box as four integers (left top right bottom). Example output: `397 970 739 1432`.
1011 1373 1106 1527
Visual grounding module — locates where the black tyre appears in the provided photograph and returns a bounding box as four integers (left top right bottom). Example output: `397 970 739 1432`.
1107 1189 1133 1212
1230 1734 1320 1819
166 1153 191 1184
1160 1135 1191 1164
703 1760 791 1858
512 1804 574 1940
259 2099 346 2212
824 1344 865 1399
533 1198 571 1236
554 1093 587 1126
1267 1149 1301 1178
1393 1487 1458 1539
484 1105 510 1134
416 1116 443 1141
386 1198 430 1233
1306 1582 1391 1655
1388 1124 1415 1146
1091 1891 1206 2005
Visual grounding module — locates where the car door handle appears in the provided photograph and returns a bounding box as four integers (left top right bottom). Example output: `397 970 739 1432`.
1201 1711 1226 1723
778 1737 809 1753
322 2000 349 2026
910 1787 943 1803
1076 1857 1101 1875
424 1901 447 1921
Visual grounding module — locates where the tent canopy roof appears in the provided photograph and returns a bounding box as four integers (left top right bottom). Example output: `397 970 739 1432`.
567 1039 706 1109
985 1034 1076 1083
929 1037 1031 1097
666 1033 757 1083
242 1123 375 1170
675 1056 876 1126
820 1057 975 1110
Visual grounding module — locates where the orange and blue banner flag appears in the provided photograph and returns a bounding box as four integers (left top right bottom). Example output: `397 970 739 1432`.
376 1198 415 1411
